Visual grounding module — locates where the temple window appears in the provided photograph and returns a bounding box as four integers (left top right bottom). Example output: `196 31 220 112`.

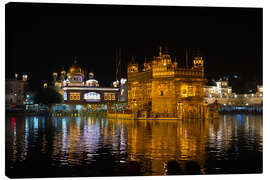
104 93 116 100
84 92 101 101
182 89 187 96
69 92 80 100
64 92 67 101
188 86 193 96
121 89 125 96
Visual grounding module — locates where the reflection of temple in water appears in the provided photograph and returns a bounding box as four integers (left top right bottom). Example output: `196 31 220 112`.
107 116 262 175
126 46 217 119
108 119 214 175
6 115 262 176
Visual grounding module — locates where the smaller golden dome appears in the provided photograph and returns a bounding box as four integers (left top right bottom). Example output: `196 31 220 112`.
69 58 82 73
69 66 82 73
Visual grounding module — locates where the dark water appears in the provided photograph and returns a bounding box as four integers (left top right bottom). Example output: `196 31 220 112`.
6 114 262 178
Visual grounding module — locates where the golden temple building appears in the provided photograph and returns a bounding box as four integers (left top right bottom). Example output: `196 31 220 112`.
127 46 216 119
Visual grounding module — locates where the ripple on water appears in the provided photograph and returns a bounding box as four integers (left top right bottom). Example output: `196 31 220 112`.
5 114 263 177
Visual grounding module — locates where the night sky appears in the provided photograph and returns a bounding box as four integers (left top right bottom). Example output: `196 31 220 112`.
6 3 262 93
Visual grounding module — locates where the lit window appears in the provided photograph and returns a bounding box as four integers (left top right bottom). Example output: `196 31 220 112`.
104 93 116 100
64 92 67 100
182 89 187 97
121 89 125 96
188 86 193 96
84 92 101 102
69 92 80 100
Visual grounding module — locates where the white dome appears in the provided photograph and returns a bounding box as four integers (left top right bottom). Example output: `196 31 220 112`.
86 79 99 87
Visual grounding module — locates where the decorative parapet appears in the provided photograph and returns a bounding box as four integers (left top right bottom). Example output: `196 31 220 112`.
175 68 204 79
128 71 152 82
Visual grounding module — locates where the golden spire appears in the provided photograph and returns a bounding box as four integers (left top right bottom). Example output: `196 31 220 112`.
159 44 162 57
130 56 136 64
69 56 82 73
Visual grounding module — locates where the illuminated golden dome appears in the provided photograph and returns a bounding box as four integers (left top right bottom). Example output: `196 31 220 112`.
69 59 82 73
69 65 82 73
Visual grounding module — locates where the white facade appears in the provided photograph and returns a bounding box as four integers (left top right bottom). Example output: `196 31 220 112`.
6 74 28 105
204 80 262 106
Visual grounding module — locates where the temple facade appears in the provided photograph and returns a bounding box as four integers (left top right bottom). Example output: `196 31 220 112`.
51 58 127 105
127 46 214 119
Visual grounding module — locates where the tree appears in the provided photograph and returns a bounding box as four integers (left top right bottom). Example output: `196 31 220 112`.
34 88 63 111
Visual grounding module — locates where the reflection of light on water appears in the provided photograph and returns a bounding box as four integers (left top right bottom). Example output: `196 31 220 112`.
237 114 242 126
62 118 67 131
208 124 215 145
120 127 126 152
11 117 17 163
41 116 46 130
34 117 39 130
101 119 103 127
76 116 81 127
54 117 58 128
11 117 16 134
216 130 223 151
7 115 262 175
24 117 29 155
246 115 249 130
33 117 39 142
61 118 69 154
104 119 108 127
83 117 101 160
50 117 68 166
11 117 16 143
25 117 29 137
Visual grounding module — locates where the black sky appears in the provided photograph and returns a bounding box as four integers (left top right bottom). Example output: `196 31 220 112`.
6 3 262 93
